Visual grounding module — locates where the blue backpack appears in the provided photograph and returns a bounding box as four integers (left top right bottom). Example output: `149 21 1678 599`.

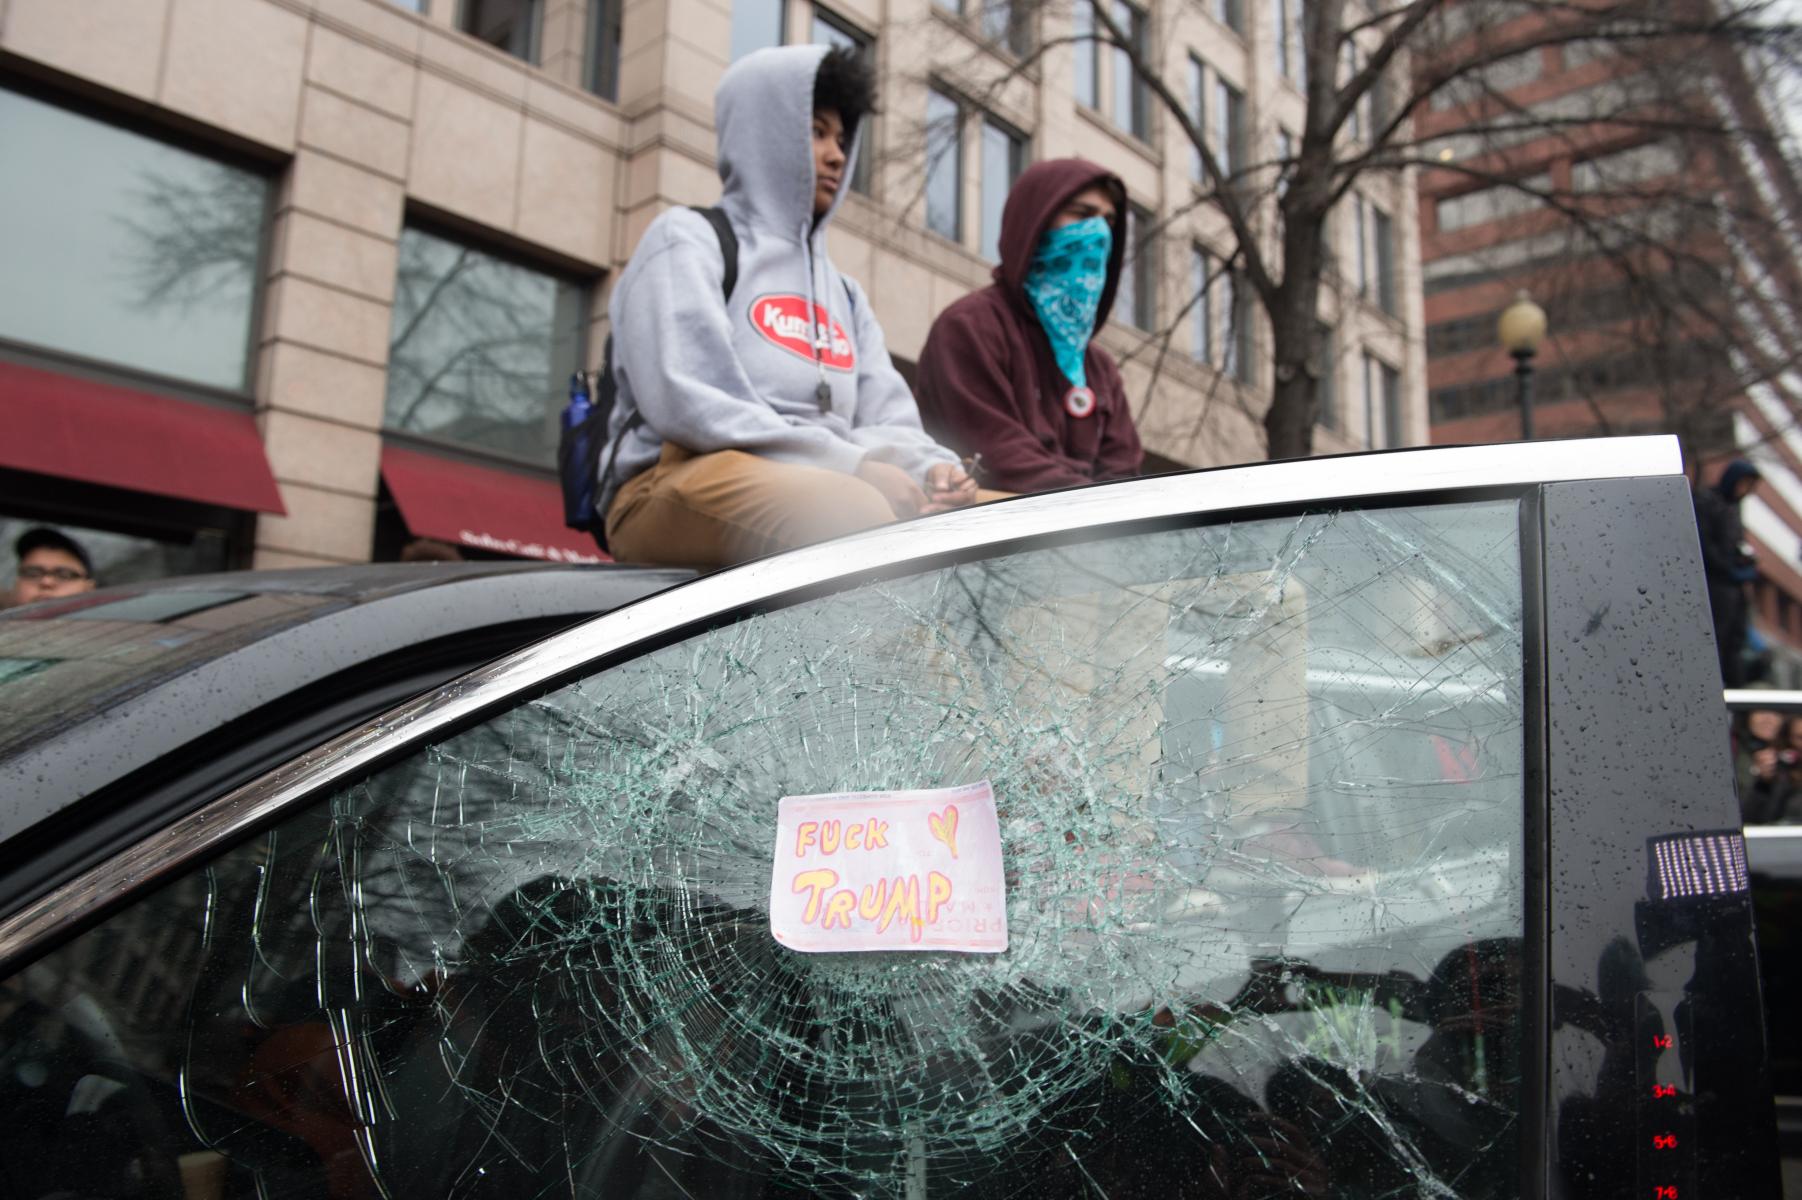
558 207 739 551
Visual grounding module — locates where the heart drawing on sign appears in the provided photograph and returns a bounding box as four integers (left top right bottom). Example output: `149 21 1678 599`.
928 805 960 859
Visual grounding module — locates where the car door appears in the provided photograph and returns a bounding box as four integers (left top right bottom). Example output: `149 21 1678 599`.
0 437 1776 1199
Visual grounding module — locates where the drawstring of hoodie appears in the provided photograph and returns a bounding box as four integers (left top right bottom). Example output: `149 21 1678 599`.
802 219 832 411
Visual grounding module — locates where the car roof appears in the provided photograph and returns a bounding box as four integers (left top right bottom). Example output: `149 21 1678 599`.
0 561 691 844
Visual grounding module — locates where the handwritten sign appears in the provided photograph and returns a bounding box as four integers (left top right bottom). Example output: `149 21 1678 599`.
770 781 1007 954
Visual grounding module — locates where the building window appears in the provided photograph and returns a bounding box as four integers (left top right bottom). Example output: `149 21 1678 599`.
0 86 271 392
1343 40 1368 141
730 0 785 61
1353 196 1369 296
1362 353 1401 447
1433 175 1551 233
387 0 428 10
1214 0 1243 34
813 11 876 194
925 89 963 242
1074 1 1099 110
1275 0 1294 81
1116 204 1157 331
1382 358 1402 445
981 0 1033 56
1316 321 1338 430
1276 128 1295 196
1187 56 1206 183
979 118 1026 262
385 227 587 467
1372 206 1396 315
585 0 622 101
1571 141 1682 192
460 0 541 62
1110 0 1150 141
1214 78 1245 181
1190 247 1214 362
1226 271 1253 384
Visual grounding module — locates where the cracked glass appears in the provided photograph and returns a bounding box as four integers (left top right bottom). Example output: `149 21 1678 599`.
0 499 1527 1198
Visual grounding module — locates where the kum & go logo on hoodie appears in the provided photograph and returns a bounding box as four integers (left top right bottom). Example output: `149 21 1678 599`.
749 295 856 371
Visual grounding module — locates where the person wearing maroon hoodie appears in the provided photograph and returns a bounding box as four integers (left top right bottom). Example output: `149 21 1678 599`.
915 159 1144 494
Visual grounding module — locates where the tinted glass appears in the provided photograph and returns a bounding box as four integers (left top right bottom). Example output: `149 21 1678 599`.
0 88 268 390
384 227 587 467
0 588 337 759
3 500 1530 1197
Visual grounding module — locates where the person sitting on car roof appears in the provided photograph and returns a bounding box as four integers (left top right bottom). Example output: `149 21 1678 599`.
596 46 980 568
914 158 1144 495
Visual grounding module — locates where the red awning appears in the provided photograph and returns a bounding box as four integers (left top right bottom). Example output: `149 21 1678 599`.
0 360 285 514
381 444 607 563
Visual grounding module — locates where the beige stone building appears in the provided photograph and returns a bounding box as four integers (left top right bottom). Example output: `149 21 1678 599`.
0 0 1421 577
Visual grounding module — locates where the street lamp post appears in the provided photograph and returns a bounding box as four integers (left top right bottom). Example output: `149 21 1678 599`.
1497 290 1547 441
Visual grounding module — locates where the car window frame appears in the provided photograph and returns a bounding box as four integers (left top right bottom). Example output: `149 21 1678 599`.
0 436 1683 980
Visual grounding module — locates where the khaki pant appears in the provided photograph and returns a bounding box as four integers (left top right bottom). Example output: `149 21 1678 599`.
606 444 1007 567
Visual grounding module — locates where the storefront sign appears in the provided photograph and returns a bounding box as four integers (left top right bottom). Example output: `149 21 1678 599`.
770 781 1007 953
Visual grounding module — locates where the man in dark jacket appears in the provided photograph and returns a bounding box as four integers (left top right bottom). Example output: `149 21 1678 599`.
915 159 1143 493
1694 458 1762 686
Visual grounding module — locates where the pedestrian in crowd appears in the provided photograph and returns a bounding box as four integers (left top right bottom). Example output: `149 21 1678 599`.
1694 458 1762 686
595 45 978 568
8 526 96 607
1735 706 1802 823
914 158 1143 494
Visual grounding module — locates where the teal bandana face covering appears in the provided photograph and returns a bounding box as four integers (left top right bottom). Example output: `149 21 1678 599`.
1024 216 1112 389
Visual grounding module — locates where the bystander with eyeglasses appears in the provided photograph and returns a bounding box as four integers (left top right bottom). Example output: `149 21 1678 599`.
8 527 95 607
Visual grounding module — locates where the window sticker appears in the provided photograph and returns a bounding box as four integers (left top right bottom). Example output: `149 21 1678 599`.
770 780 1008 952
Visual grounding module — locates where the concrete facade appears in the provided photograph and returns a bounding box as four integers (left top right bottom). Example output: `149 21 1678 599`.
0 0 1423 570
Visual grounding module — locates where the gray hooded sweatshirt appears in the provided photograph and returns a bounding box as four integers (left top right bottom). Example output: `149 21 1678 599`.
598 45 956 517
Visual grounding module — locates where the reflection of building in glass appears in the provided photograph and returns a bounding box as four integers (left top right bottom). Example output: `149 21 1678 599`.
0 0 1423 579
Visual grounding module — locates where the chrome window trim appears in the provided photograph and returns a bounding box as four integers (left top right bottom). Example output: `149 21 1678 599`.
0 435 1681 968
1725 688 1802 710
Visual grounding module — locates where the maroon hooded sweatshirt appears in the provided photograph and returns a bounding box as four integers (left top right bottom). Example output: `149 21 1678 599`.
915 158 1143 493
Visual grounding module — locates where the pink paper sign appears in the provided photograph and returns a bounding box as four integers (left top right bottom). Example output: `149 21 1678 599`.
770 780 1008 954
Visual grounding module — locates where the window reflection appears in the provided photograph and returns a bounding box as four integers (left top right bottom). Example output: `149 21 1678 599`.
460 0 541 62
383 227 587 467
0 87 269 391
979 119 1024 262
926 89 963 242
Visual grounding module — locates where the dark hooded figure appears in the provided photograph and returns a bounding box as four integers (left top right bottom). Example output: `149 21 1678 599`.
915 159 1144 494
1693 458 1762 685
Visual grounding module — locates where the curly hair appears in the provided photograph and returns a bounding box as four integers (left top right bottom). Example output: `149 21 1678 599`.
813 45 876 135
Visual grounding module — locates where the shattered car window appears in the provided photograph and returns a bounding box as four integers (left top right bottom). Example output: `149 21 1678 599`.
1 500 1526 1198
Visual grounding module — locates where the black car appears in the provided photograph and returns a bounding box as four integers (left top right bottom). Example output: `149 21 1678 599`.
0 561 691 927
0 437 1780 1198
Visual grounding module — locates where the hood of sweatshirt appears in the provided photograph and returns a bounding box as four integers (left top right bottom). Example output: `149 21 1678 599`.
715 44 858 244
993 158 1128 328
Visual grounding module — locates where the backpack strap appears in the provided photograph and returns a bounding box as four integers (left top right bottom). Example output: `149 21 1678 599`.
688 205 739 300
596 206 742 524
